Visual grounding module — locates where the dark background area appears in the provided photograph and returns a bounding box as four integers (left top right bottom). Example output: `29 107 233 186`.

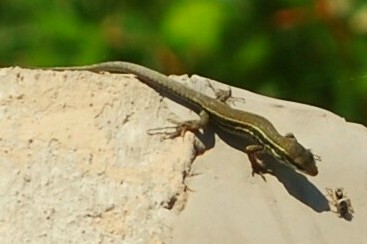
1 0 366 124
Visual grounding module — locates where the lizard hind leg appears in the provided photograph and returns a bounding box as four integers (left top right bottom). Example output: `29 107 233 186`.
147 110 210 140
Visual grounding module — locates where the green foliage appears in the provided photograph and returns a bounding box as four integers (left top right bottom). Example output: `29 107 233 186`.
0 0 366 123
161 1 227 53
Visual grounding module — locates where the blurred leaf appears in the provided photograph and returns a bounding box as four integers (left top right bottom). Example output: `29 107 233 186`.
234 35 270 72
161 1 228 53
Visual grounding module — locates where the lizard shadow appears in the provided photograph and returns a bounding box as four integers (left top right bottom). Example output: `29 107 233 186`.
147 83 329 213
212 127 330 213
263 155 330 212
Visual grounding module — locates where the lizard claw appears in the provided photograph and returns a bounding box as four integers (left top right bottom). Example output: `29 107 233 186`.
249 157 267 181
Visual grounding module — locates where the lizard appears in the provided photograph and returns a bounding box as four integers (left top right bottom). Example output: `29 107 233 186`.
36 61 319 177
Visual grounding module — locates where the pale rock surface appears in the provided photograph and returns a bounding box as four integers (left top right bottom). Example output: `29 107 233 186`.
0 67 366 243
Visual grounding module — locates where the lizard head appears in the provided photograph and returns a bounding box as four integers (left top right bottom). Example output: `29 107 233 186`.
291 147 319 176
284 134 319 176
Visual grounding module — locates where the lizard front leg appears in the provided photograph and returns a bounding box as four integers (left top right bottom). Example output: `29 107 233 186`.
207 81 246 105
245 144 269 180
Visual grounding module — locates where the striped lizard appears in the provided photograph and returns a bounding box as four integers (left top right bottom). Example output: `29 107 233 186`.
38 61 319 177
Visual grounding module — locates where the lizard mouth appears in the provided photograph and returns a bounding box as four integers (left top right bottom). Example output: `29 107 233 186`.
282 157 319 176
299 164 318 176
283 158 318 176
306 167 318 176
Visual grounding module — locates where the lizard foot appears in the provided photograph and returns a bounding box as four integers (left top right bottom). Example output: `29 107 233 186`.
206 80 246 105
147 120 203 140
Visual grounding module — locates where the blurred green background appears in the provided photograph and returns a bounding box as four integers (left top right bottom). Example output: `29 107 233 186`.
1 0 367 124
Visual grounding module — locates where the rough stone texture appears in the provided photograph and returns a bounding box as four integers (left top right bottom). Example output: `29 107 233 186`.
0 68 196 243
0 67 366 243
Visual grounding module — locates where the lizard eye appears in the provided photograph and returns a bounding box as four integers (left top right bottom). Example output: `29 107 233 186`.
285 133 296 139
